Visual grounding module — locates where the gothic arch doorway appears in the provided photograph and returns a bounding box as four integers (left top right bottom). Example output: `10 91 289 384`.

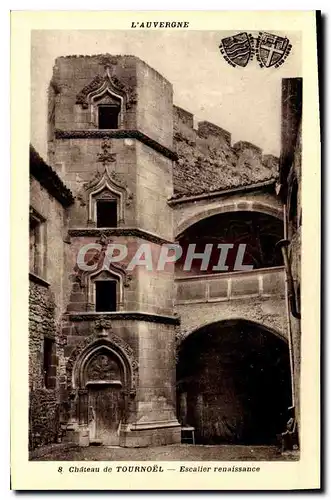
84 347 124 445
176 320 292 445
73 341 131 446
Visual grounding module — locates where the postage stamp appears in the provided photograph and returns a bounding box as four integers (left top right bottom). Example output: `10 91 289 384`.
11 10 320 491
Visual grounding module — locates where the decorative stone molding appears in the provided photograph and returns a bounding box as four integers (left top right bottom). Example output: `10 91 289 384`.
80 167 133 225
75 68 137 111
66 334 139 395
68 227 173 246
55 129 178 161
168 179 277 204
95 233 132 289
68 311 181 325
73 229 133 308
86 267 129 310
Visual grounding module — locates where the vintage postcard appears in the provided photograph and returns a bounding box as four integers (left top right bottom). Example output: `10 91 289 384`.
11 10 320 490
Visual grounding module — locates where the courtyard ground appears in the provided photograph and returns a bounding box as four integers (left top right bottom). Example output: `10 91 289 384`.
30 443 299 462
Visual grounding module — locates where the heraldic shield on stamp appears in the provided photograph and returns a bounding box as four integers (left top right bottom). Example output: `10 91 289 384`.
220 31 292 68
10 10 320 491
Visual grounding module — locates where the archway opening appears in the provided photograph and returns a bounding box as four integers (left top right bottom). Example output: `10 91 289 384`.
177 320 291 445
176 211 283 276
70 340 132 446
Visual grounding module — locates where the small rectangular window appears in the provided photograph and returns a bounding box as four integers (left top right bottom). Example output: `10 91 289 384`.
98 105 120 129
95 280 117 312
30 209 46 278
43 338 55 389
96 200 117 228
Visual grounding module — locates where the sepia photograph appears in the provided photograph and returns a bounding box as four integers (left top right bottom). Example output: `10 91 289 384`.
10 10 320 490
28 28 303 463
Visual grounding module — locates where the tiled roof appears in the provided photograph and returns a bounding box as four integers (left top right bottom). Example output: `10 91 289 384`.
30 145 74 207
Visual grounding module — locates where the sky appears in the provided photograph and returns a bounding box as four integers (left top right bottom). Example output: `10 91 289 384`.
31 30 302 158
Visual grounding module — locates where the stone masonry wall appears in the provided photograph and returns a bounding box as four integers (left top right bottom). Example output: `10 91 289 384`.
173 105 279 198
29 280 59 449
288 123 302 426
29 176 69 449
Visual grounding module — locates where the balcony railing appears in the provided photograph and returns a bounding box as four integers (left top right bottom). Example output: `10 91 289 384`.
175 266 285 304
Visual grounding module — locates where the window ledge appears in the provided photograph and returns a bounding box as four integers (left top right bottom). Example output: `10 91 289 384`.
29 272 50 288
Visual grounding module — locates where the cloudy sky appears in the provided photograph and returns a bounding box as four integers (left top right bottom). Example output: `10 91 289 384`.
31 30 301 158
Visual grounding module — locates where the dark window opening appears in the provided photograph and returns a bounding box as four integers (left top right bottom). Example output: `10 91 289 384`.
43 337 55 389
96 200 117 228
98 105 120 129
30 210 45 277
95 280 117 312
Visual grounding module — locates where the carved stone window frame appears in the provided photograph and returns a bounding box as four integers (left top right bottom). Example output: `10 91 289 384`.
29 206 47 280
88 171 126 226
86 71 125 129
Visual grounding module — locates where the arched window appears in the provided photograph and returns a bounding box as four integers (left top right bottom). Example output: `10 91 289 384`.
86 169 129 227
76 69 127 130
88 269 124 312
89 79 124 130
176 211 283 275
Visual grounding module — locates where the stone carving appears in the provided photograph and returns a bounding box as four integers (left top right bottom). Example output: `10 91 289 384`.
76 75 104 108
97 54 119 68
97 140 116 166
66 334 139 394
96 233 113 248
68 311 180 325
83 167 133 211
95 189 117 201
175 327 187 362
75 72 137 110
76 193 87 207
86 353 121 381
66 334 99 391
95 315 113 332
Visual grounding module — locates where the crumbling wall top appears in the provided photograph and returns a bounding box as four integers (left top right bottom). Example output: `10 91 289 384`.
173 106 278 199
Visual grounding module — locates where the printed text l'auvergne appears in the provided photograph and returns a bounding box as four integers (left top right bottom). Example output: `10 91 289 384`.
131 21 189 29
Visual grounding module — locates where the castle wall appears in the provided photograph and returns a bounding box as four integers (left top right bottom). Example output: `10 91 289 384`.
136 59 173 149
287 126 302 427
279 78 302 441
135 142 173 239
29 177 70 449
172 105 279 198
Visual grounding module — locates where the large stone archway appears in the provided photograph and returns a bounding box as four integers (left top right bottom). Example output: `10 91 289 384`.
174 194 283 239
176 319 292 445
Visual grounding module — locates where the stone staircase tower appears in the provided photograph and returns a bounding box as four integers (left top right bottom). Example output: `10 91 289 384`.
48 54 181 447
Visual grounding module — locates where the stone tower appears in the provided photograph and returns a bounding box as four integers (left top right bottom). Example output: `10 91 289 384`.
48 54 181 447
